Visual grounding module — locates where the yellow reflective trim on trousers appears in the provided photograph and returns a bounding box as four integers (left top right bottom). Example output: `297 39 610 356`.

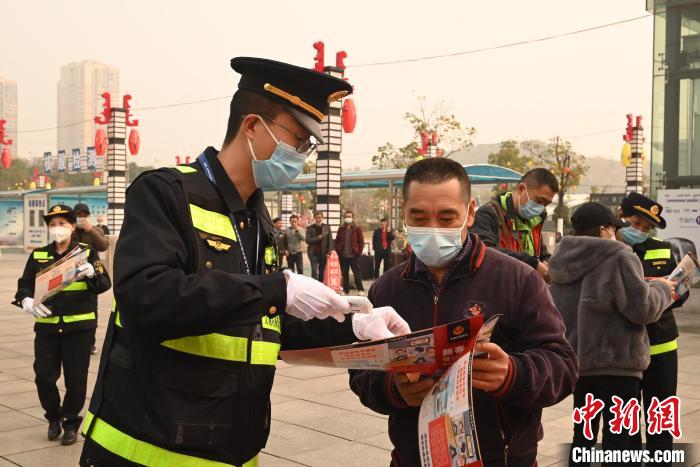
63 281 88 291
250 341 281 365
650 339 678 355
36 316 60 324
63 312 96 323
172 165 197 174
644 249 671 260
84 411 258 467
262 315 281 333
160 334 248 362
36 312 95 324
189 204 237 242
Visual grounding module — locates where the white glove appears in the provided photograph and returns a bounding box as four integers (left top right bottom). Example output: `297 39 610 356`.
352 306 412 341
21 298 51 318
76 263 95 279
284 269 351 322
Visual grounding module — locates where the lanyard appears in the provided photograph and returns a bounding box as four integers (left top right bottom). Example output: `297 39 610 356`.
196 153 259 275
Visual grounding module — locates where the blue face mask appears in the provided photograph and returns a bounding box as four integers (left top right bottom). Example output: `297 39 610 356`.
406 217 467 267
619 226 649 245
248 117 307 189
518 186 546 219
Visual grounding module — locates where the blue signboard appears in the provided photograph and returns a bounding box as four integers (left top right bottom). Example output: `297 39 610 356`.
44 152 52 174
57 150 66 172
72 148 81 172
87 146 96 171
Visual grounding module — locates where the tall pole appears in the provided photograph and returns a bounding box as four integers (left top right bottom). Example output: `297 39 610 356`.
622 114 645 194
314 43 347 236
106 108 127 235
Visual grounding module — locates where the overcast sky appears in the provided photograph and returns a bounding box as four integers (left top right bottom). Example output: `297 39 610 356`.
3 0 653 169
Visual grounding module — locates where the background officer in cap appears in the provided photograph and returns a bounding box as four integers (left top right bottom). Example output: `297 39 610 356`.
13 205 111 446
80 57 409 467
618 192 687 463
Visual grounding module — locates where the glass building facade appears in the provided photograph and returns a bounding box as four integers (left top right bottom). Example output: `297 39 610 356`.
648 0 700 196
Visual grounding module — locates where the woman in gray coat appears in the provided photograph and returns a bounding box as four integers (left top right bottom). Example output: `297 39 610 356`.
549 202 675 465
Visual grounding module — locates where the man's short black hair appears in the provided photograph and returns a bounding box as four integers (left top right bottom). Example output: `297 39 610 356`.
379 217 387 222
521 168 559 193
223 89 285 147
345 210 354 216
403 158 471 204
272 217 282 223
314 211 323 217
289 214 299 221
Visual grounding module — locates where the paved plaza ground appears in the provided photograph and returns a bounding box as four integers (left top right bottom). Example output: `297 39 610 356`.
0 252 699 466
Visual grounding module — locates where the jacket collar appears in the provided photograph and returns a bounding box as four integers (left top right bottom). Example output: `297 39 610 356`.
401 233 487 283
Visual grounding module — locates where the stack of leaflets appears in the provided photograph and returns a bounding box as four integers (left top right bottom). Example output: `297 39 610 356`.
33 246 90 305
667 253 700 301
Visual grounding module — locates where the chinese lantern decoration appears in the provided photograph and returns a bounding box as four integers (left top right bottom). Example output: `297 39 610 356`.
1 146 12 169
563 167 571 175
95 129 107 156
128 129 140 155
432 132 439 145
93 177 101 186
0 119 13 168
342 99 356 133
124 95 140 156
313 41 325 72
621 142 632 167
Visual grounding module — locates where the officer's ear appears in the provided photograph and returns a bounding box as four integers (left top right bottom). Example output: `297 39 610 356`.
241 114 261 140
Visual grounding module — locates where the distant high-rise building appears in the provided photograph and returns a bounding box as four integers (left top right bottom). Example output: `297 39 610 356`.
57 60 119 154
0 77 18 156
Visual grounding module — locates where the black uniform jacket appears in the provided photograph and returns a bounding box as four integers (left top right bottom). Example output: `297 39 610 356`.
14 240 111 334
85 147 356 466
632 236 686 345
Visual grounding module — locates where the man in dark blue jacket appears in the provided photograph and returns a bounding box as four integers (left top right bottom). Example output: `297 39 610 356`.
350 158 578 467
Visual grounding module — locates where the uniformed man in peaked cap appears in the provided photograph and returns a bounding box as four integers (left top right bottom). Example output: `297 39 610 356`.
80 57 410 466
618 191 687 465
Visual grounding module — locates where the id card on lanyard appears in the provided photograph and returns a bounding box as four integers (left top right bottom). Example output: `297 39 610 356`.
197 153 259 275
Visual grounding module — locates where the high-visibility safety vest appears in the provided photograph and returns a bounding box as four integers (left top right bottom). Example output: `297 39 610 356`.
633 236 680 353
84 163 283 466
491 193 544 257
30 245 98 333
